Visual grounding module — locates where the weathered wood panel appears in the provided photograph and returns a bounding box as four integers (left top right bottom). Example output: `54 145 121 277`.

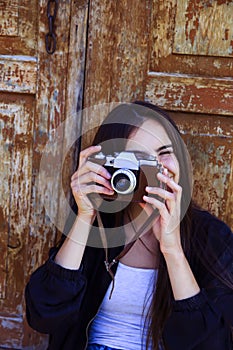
0 55 37 94
150 0 233 77
171 112 233 228
0 103 15 300
148 0 233 230
0 95 34 347
146 72 233 115
0 0 37 56
23 0 73 347
0 316 23 348
0 0 40 347
26 0 72 266
0 0 19 36
0 0 86 348
83 0 151 147
173 0 233 57
57 0 89 232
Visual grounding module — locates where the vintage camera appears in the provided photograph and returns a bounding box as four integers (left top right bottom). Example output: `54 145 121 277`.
88 151 165 203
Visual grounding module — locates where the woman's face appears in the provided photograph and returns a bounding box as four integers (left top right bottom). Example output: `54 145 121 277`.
125 119 180 183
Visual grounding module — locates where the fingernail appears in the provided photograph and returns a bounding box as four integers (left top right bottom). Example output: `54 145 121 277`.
146 186 151 191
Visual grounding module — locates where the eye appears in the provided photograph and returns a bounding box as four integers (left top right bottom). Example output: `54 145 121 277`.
159 151 170 155
159 150 173 156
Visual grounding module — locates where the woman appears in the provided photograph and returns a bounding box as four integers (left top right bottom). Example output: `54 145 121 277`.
25 102 233 350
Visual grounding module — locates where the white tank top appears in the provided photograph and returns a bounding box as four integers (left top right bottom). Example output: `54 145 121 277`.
88 262 158 350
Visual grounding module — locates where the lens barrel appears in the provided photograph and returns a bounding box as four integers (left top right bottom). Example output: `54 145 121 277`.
111 169 136 194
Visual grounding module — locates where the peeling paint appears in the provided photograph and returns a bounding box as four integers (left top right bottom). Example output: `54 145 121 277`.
146 72 233 116
0 57 37 93
1 318 22 330
0 0 19 36
174 0 233 57
150 1 233 77
213 60 221 69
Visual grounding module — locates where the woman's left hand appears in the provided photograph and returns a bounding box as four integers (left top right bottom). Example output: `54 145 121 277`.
143 172 183 255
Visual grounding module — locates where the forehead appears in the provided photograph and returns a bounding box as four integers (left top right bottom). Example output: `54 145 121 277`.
126 119 171 152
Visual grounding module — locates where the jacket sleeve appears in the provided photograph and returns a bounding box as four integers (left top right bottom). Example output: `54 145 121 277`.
163 286 233 349
25 249 87 334
163 213 233 349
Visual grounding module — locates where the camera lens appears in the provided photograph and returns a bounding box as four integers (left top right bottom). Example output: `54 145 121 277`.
113 174 130 192
111 169 136 194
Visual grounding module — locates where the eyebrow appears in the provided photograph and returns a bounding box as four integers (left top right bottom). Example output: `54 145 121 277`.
156 144 173 152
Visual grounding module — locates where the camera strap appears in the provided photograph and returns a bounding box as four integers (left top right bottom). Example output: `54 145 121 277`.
96 208 159 299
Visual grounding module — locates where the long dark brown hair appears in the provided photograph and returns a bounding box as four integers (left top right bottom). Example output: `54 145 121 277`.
92 101 193 349
91 101 233 349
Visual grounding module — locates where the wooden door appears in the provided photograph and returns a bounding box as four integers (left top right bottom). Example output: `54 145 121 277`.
83 0 233 229
145 0 233 226
0 1 40 347
0 0 88 348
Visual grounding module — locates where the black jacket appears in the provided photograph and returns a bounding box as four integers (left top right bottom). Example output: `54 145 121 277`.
25 209 233 349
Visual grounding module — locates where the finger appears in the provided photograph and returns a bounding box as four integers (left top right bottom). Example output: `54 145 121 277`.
146 186 174 201
146 186 176 212
157 173 182 197
72 161 111 181
73 183 114 197
143 195 168 216
80 161 111 179
71 163 111 182
74 172 113 191
79 145 102 166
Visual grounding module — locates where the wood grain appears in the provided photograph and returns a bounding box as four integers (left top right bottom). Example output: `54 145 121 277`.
171 112 233 227
146 72 233 115
83 0 151 147
150 0 233 76
0 55 37 94
173 0 233 57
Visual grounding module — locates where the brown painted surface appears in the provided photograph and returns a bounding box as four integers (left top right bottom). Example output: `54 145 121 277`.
0 56 37 93
0 0 77 348
171 112 233 226
57 0 89 232
0 94 35 347
146 0 233 229
0 0 19 36
0 0 37 55
146 72 233 115
150 0 233 76
0 0 39 346
23 0 75 347
83 0 151 147
173 0 233 57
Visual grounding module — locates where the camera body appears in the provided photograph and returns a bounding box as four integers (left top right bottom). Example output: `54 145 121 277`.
88 151 165 203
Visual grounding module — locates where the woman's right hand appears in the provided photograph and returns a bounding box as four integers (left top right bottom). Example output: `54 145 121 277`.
71 145 114 219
